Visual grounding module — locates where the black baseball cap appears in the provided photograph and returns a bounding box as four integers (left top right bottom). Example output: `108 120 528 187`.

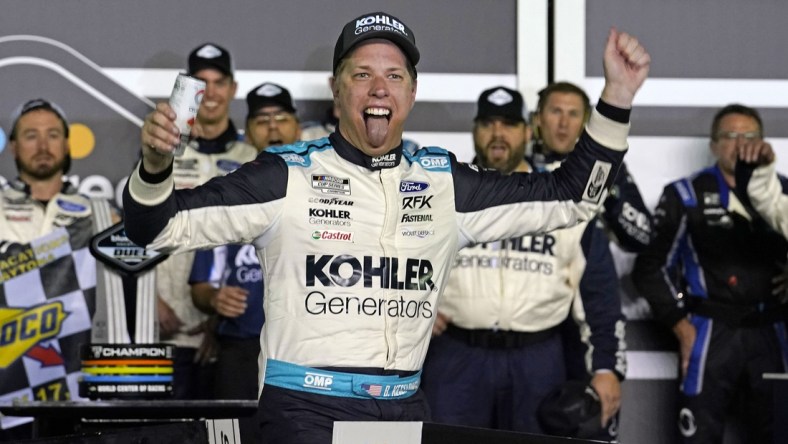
10 98 69 140
333 12 419 75
188 43 233 77
246 83 297 121
475 86 527 123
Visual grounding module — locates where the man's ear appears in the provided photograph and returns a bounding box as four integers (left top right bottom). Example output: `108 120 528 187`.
329 76 339 100
409 79 417 111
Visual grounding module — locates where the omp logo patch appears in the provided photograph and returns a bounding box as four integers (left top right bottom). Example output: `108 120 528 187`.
419 156 449 170
303 371 333 391
582 161 612 203
0 301 68 368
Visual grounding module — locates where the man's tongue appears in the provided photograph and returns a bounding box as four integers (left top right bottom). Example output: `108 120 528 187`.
365 109 389 147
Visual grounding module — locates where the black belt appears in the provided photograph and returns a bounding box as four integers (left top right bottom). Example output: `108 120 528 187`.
444 324 558 349
686 296 788 328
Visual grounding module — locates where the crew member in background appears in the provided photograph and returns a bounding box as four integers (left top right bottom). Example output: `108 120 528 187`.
421 86 625 437
188 81 301 442
0 99 98 441
243 82 301 152
154 42 258 399
633 104 788 443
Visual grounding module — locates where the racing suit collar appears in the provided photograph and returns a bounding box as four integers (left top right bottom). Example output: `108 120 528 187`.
328 132 403 171
10 177 78 196
195 120 239 155
529 143 567 172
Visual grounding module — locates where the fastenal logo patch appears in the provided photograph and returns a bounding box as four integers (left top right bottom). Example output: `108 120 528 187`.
399 181 429 193
312 175 351 195
0 301 68 368
311 230 354 242
582 160 611 203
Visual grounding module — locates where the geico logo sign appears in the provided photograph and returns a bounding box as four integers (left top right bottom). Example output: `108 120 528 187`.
234 245 260 267
304 372 333 390
309 208 350 219
402 195 432 210
419 157 448 169
308 197 354 206
235 265 263 283
305 291 433 319
401 213 433 223
399 181 429 193
355 15 407 34
311 230 354 242
306 254 435 290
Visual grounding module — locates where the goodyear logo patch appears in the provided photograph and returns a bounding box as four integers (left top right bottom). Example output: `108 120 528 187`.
0 301 68 368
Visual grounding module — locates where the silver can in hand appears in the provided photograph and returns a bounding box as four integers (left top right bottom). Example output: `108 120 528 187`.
168 73 205 156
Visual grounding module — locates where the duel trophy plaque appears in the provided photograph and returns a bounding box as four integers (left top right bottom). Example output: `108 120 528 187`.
80 203 170 399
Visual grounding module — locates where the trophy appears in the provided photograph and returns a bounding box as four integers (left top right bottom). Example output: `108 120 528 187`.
80 202 170 400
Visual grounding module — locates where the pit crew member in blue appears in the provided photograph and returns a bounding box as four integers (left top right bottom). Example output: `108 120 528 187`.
633 104 788 443
125 11 650 444
422 86 625 437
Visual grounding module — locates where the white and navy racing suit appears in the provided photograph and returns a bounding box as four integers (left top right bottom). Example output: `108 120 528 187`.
422 201 625 433
0 179 93 246
151 122 257 398
124 103 630 442
633 164 788 443
157 123 257 348
530 151 652 253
